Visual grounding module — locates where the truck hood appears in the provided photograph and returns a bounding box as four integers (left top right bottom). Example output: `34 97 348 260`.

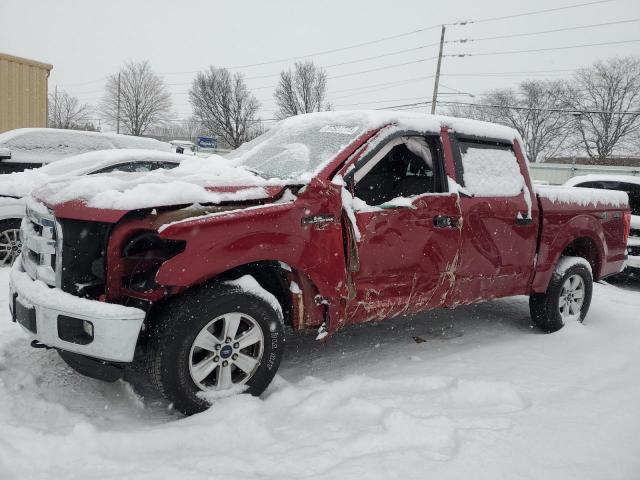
30 156 292 222
35 184 290 223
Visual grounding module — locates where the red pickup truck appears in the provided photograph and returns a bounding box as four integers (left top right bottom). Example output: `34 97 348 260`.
10 111 631 415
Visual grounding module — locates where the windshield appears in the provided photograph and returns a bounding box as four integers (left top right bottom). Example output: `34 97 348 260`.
227 114 367 180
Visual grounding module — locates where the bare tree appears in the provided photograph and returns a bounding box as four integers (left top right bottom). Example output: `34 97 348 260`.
448 80 573 162
189 67 260 148
48 89 91 129
100 61 172 136
274 61 328 119
563 57 640 160
146 117 205 141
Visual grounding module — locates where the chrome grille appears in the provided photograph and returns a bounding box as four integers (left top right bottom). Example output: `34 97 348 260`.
21 198 61 287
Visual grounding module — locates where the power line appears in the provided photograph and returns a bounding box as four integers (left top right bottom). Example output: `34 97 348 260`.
161 44 440 85
157 27 443 75
378 99 640 115
334 96 431 107
446 39 640 58
329 57 436 80
57 0 615 94
246 58 436 91
441 68 577 77
329 76 434 100
450 0 613 26
58 0 617 91
330 76 433 95
447 18 640 44
334 92 473 107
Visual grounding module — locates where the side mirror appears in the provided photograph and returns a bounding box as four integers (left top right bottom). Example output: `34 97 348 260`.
0 148 11 161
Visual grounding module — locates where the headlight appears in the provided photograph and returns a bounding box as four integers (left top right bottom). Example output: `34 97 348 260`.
122 232 185 292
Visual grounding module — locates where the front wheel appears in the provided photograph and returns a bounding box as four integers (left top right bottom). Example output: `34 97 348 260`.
146 280 285 415
529 256 593 333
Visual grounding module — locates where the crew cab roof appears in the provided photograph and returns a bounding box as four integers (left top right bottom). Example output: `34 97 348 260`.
278 110 521 144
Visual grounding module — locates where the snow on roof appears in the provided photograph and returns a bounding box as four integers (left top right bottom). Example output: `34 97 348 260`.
0 128 171 164
537 185 629 208
275 110 521 144
31 111 524 211
0 149 186 198
564 174 640 188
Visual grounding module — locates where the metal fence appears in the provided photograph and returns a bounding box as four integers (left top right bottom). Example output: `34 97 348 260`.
529 163 640 185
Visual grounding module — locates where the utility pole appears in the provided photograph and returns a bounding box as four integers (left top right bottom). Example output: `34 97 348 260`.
116 72 121 134
431 25 446 114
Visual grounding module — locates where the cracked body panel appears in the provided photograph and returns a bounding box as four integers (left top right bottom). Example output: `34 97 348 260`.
36 117 628 340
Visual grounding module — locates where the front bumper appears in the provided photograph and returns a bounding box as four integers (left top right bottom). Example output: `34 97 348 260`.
9 257 146 362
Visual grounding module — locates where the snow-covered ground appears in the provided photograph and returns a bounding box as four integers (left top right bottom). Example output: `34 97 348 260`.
1 268 639 480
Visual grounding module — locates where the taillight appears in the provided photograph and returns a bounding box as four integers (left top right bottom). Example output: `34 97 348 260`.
623 210 631 244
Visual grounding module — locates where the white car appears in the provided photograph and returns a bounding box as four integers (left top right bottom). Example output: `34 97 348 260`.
564 174 640 272
0 149 187 265
0 128 172 174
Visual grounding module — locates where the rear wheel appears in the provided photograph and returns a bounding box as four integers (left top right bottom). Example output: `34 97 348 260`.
146 282 285 415
529 257 593 332
0 219 22 266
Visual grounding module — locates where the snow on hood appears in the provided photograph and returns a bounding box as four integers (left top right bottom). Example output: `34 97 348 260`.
32 155 282 210
0 149 187 198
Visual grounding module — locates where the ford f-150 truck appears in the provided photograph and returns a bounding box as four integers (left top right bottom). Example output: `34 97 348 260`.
9 111 631 415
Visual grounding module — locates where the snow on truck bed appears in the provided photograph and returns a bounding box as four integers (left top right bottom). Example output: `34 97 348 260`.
537 184 629 208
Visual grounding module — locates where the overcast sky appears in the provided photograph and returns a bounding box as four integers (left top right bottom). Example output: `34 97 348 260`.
2 0 639 128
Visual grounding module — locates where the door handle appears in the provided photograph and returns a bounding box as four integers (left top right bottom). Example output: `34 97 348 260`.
515 214 533 226
434 215 458 228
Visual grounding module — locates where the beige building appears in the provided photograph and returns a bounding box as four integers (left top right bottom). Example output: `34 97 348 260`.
0 53 53 133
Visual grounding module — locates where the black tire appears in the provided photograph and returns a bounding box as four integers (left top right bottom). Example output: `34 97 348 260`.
0 218 23 266
529 258 593 333
146 282 285 415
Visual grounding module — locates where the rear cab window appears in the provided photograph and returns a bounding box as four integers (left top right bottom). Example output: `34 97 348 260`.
455 138 525 197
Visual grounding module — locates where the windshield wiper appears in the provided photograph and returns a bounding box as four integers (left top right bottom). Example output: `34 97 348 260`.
240 166 265 178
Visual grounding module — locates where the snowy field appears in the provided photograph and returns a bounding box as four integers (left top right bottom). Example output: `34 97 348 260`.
1 268 639 480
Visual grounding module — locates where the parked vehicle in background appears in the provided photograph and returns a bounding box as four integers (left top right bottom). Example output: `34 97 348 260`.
0 149 188 265
9 111 630 415
170 140 196 155
564 175 640 273
0 128 172 174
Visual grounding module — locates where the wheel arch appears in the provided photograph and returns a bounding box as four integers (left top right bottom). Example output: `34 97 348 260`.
153 259 327 333
532 217 605 293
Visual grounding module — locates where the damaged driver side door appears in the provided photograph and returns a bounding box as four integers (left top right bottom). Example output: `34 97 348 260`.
342 133 462 324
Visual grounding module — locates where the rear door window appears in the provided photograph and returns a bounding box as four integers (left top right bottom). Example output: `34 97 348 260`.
456 139 524 197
